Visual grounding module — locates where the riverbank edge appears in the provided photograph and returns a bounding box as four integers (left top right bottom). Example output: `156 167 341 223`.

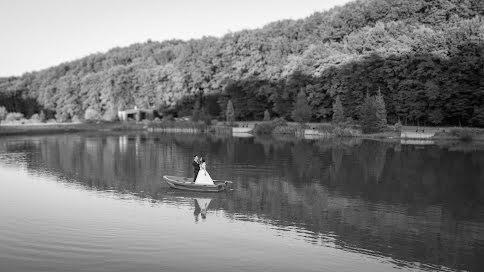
1 122 484 141
0 122 146 136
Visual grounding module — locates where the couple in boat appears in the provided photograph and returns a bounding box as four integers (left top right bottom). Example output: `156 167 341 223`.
192 155 214 185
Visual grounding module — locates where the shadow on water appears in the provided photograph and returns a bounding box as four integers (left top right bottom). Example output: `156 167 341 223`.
0 132 483 271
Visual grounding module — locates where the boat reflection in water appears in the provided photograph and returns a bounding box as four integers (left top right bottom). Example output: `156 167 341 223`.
193 198 212 222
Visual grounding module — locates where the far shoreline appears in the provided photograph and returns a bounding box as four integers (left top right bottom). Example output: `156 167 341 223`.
1 121 484 142
0 122 146 136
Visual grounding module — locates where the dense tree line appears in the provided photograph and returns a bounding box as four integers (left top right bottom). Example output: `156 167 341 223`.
0 0 482 126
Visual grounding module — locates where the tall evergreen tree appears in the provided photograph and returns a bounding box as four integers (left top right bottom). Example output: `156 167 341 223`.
39 110 46 122
360 92 379 134
263 109 271 121
291 90 311 125
332 96 345 124
226 99 235 124
375 88 387 130
0 106 7 123
192 99 201 122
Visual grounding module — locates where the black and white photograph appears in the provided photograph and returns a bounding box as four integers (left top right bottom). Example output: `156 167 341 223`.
0 0 483 271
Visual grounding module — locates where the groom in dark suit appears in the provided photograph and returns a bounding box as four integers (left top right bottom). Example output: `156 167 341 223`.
192 155 200 182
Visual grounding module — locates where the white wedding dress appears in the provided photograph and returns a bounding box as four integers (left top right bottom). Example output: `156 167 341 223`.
195 162 214 185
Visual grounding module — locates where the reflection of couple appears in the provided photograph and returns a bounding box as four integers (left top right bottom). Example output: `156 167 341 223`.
192 155 214 185
194 198 211 222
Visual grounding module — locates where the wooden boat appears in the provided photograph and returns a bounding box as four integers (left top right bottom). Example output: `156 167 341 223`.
163 175 232 192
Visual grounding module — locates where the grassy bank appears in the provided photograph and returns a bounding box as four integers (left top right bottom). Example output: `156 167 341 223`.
251 119 401 139
0 122 146 136
432 127 484 141
2 119 483 142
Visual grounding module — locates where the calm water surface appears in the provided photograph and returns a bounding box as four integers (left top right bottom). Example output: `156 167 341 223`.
0 132 483 272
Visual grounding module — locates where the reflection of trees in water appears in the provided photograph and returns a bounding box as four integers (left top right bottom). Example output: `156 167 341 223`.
357 140 389 184
2 133 483 271
21 134 166 194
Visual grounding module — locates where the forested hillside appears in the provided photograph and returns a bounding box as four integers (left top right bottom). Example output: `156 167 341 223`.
0 0 483 126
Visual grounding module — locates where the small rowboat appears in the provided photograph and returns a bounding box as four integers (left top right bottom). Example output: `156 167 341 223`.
163 175 232 192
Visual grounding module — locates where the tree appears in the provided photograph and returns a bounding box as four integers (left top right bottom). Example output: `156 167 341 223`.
226 99 235 124
192 99 201 122
39 111 46 122
359 92 379 134
332 96 345 124
84 108 101 121
263 109 271 121
0 106 7 123
291 90 311 125
374 88 387 130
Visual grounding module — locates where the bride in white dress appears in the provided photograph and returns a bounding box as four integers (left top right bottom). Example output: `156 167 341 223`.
195 158 214 185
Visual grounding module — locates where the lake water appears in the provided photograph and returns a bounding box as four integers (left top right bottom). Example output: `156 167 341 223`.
0 132 483 272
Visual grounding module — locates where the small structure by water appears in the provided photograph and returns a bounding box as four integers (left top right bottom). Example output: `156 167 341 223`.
118 107 155 122
401 131 435 139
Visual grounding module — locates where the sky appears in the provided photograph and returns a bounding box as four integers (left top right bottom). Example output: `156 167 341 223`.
0 0 352 77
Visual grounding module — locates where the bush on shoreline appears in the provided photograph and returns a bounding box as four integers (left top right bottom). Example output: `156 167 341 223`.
332 126 362 137
85 108 101 121
253 118 363 138
272 126 300 136
253 118 288 135
5 112 24 122
434 127 483 142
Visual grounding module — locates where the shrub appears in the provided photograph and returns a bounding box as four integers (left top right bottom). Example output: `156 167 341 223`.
30 113 40 120
102 109 118 122
85 108 101 121
29 114 42 123
253 118 288 135
272 126 299 136
55 111 69 123
202 115 212 126
162 114 174 121
5 112 24 122
314 124 335 133
253 122 276 135
333 127 362 137
449 128 477 142
272 117 287 127
71 115 81 123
